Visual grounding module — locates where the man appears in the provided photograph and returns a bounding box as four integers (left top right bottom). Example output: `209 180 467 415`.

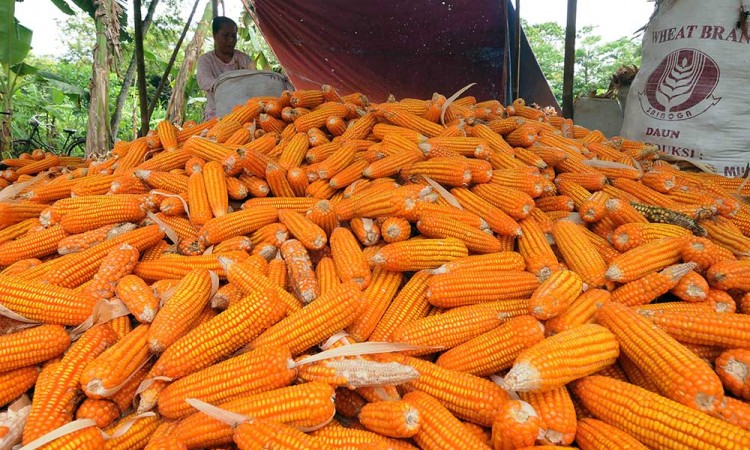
197 17 252 120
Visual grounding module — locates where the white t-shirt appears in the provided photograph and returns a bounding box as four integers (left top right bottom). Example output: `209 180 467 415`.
196 50 252 120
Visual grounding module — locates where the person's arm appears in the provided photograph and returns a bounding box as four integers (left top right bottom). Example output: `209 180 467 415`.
196 54 217 93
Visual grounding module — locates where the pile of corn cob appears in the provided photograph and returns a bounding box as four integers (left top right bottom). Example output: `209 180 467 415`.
1 85 750 450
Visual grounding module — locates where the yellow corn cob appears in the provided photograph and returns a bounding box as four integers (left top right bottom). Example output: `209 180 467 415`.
330 227 371 289
199 205 278 245
381 353 509 426
172 381 336 448
59 196 146 234
573 375 750 449
79 323 150 399
133 251 247 280
148 269 213 353
517 218 559 280
278 208 327 250
370 237 468 272
0 224 68 266
597 301 724 413
358 400 421 438
42 224 164 288
426 270 538 308
528 269 584 320
223 255 302 314
152 287 285 381
518 386 577 446
345 267 402 342
490 399 540 450
201 161 228 217
22 324 117 444
392 303 508 354
605 236 686 282
552 221 607 287
0 325 69 373
84 243 140 301
545 288 611 335
74 398 120 429
416 212 502 254
251 281 361 355
102 412 161 450
134 170 189 193
157 345 295 419
503 323 619 392
279 238 319 303
472 183 535 220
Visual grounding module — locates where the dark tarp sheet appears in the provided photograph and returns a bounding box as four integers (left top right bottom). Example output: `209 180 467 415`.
250 0 558 109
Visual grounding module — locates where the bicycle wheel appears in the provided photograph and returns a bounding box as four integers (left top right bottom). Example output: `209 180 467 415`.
65 138 87 157
10 139 31 156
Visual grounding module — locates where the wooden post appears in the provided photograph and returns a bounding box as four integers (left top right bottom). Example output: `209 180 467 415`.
562 0 577 119
134 0 149 137
514 0 521 102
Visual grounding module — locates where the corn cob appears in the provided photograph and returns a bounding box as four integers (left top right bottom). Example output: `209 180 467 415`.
278 208 327 250
416 212 502 254
381 353 509 426
715 349 750 400
597 301 724 413
707 259 750 290
251 281 361 355
22 324 117 444
402 391 492 449
357 400 421 438
59 195 146 234
74 398 120 429
0 325 69 374
153 287 286 381
342 266 403 341
518 386 576 446
426 270 538 307
503 323 619 392
638 308 750 349
310 420 415 449
371 237 468 272
80 323 150 398
199 205 278 244
518 218 559 280
575 417 649 450
223 255 302 313
103 412 161 450
172 381 335 448
573 375 750 449
148 269 213 353
133 251 247 280
392 303 507 354
612 222 692 252
0 224 68 266
612 262 697 306
605 236 686 282
490 399 540 450
369 270 432 342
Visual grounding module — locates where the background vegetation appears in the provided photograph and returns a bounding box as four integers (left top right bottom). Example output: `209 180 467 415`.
1 1 641 156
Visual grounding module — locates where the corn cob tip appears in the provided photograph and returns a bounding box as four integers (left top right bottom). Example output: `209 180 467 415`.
503 362 541 392
133 169 150 180
605 265 623 282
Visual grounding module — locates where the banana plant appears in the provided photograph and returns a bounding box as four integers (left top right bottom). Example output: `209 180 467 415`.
0 0 33 151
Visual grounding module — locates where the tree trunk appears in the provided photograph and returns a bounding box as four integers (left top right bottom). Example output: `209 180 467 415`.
146 0 201 122
86 3 112 157
110 0 160 141
166 1 212 124
134 0 149 137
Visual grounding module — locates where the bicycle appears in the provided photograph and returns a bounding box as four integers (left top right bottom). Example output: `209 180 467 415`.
4 112 87 157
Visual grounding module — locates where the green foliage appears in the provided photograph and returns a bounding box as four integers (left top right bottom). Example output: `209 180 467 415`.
523 20 642 104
